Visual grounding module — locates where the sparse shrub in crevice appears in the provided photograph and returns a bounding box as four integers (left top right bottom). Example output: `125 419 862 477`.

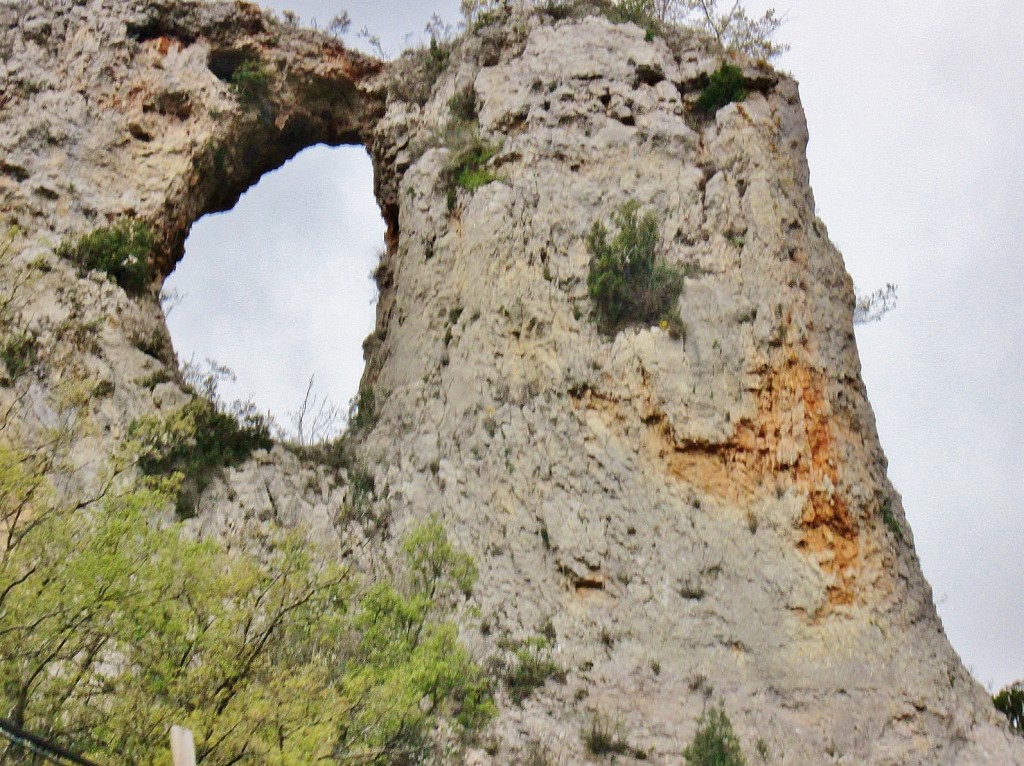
0 330 38 380
462 0 513 31
586 200 686 337
130 396 273 517
346 463 376 513
539 0 586 22
523 741 557 766
229 57 272 107
755 737 771 761
348 386 379 435
491 635 567 703
129 361 273 516
449 85 478 122
286 435 386 531
0 228 39 382
683 705 746 766
878 495 902 541
57 218 154 295
441 126 501 211
135 368 174 390
129 322 173 363
583 714 632 757
696 63 748 114
288 433 357 474
390 35 455 106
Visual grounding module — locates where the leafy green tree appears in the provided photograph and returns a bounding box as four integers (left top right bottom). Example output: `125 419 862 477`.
0 418 492 764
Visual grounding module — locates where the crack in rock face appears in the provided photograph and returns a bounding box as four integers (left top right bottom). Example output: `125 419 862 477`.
2 2 1022 764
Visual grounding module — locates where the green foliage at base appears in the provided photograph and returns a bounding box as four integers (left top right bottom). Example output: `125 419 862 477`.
683 706 746 766
57 218 154 295
0 435 493 765
587 200 686 337
994 681 1024 736
697 63 748 114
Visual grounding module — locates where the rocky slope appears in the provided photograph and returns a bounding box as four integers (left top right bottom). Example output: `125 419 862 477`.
1 1 1020 763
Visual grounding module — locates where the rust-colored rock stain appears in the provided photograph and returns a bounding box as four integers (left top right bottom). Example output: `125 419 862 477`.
575 348 862 611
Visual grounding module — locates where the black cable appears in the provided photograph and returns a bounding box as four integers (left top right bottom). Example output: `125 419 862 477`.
0 717 103 766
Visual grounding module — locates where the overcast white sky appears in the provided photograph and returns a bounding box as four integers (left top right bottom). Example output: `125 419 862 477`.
165 0 1023 692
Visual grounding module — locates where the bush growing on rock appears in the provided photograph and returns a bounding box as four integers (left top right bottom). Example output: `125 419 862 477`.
683 705 746 766
470 1 788 60
57 218 154 295
129 359 273 516
441 126 500 211
0 330 37 381
697 62 747 113
994 681 1024 736
229 58 272 106
586 200 686 338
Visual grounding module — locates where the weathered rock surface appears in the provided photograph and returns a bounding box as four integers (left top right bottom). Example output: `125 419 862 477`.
2 1 1021 764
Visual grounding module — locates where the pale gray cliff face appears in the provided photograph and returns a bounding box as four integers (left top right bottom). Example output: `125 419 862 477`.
1 2 1020 764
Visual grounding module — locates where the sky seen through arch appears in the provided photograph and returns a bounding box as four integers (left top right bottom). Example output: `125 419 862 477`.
163 144 384 440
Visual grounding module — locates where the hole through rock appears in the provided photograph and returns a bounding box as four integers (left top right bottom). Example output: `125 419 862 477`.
162 144 384 441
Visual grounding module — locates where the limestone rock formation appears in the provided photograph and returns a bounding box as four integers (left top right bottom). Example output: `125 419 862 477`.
1 1 1021 764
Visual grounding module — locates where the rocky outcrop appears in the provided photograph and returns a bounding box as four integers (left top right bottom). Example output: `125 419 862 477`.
0 0 382 273
2 2 1021 764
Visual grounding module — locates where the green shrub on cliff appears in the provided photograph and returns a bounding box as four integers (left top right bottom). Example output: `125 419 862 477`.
0 330 37 380
696 63 747 114
587 200 686 338
683 706 746 766
229 58 272 106
994 681 1024 736
57 218 154 295
602 0 661 39
441 126 500 211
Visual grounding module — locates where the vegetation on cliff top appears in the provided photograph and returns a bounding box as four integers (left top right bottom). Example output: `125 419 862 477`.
994 681 1024 737
461 0 788 60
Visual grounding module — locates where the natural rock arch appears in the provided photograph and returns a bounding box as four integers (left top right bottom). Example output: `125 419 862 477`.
0 0 388 277
2 1 1022 764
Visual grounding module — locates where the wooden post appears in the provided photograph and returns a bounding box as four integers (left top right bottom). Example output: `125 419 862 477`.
170 726 196 766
